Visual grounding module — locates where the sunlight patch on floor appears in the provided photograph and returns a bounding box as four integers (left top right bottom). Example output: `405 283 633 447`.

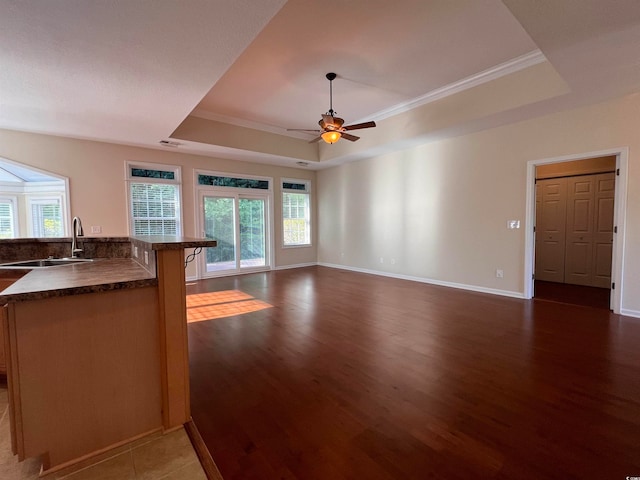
186 290 273 322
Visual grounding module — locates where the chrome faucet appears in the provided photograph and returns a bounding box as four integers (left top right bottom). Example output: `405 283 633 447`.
71 216 84 258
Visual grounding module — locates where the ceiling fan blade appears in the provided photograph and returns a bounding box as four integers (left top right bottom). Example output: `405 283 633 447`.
343 121 376 131
341 132 360 142
309 136 323 143
287 129 322 133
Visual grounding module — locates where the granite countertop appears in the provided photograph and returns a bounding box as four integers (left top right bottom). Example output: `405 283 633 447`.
0 236 217 303
0 237 131 244
0 258 156 303
130 235 217 250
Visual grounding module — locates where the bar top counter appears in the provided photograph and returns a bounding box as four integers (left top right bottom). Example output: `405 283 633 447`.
0 236 217 303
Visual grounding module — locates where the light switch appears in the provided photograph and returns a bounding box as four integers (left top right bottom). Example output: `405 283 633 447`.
507 220 520 229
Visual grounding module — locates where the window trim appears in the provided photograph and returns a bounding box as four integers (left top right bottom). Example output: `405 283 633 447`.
281 178 312 248
126 161 183 236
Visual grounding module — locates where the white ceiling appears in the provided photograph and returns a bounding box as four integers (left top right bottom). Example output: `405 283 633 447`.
194 0 537 131
2 0 640 169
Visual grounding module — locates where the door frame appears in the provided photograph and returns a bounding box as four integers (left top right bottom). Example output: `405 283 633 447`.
194 171 274 279
524 147 628 313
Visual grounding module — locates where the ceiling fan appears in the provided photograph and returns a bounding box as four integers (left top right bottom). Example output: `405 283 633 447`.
288 72 376 144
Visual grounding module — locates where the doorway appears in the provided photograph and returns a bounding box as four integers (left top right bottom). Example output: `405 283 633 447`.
534 157 615 308
524 148 628 313
200 193 270 276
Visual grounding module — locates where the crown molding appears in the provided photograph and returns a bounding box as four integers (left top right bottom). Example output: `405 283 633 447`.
358 50 547 123
192 50 546 135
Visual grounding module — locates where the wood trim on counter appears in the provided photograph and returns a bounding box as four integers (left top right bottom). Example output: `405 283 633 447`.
2 304 21 458
156 249 191 430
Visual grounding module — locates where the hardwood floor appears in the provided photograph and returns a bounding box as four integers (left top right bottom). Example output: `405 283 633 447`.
534 280 611 310
187 266 640 480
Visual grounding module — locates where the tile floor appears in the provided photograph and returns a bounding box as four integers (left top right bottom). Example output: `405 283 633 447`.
0 378 208 480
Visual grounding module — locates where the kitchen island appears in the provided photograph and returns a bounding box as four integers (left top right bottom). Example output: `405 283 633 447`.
0 236 215 474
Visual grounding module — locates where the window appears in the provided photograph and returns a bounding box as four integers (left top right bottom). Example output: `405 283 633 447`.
29 198 64 237
127 163 181 236
198 174 269 190
0 157 69 238
0 198 16 239
282 179 311 246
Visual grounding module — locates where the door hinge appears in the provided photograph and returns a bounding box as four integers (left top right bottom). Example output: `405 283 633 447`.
616 168 620 176
532 274 535 280
612 282 615 290
614 226 618 233
533 226 536 233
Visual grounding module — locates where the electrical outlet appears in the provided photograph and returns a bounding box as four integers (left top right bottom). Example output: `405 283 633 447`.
90 226 102 234
144 251 149 265
496 269 504 278
133 246 138 258
390 258 396 265
379 257 384 264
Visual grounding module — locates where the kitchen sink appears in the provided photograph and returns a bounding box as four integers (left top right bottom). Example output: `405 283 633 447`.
0 258 93 268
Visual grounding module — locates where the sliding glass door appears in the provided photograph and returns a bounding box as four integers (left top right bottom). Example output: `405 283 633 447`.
238 197 266 269
201 193 269 276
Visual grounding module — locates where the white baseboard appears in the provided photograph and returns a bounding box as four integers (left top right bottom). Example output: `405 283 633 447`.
275 262 318 271
620 308 640 319
318 262 526 299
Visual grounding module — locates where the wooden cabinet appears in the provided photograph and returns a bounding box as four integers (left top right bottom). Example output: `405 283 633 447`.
1 238 213 473
4 287 163 471
0 273 27 375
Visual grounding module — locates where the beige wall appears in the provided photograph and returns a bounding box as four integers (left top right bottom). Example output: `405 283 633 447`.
0 130 317 274
2 94 639 315
318 94 640 315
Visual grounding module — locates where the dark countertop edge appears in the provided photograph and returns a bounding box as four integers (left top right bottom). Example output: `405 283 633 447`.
0 237 131 244
130 236 217 250
0 277 158 304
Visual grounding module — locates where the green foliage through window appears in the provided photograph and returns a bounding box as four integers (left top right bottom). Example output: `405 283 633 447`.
198 175 269 190
31 202 63 237
130 168 176 180
282 182 306 191
203 197 266 266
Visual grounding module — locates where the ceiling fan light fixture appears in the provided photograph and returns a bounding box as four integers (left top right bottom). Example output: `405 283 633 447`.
287 72 376 144
321 130 341 144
